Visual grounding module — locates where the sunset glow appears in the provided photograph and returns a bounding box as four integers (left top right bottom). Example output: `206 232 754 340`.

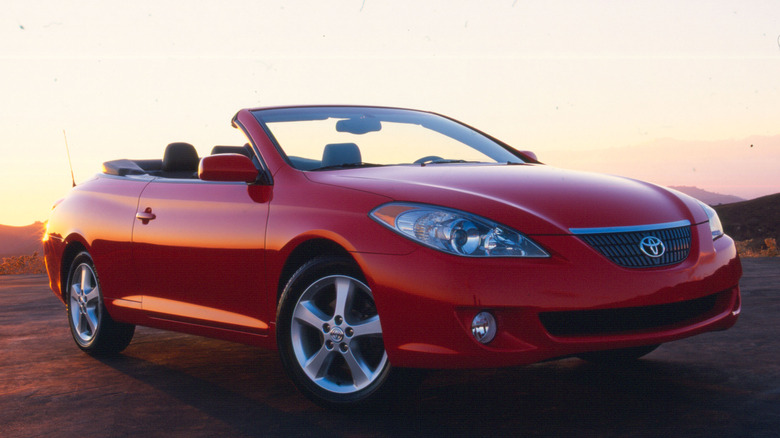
2 0 778 226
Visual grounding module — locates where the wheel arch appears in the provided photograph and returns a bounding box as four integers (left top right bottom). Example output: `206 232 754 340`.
277 238 356 301
59 239 89 301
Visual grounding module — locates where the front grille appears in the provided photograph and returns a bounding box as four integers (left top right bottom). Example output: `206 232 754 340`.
574 223 692 268
539 293 719 337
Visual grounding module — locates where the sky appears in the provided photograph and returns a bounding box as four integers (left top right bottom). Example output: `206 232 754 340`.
1 0 778 226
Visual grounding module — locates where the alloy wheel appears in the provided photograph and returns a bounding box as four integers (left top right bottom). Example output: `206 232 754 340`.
290 275 387 394
69 263 102 345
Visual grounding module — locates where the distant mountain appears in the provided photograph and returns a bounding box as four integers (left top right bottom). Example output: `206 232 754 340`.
668 186 745 206
0 222 45 258
713 193 780 243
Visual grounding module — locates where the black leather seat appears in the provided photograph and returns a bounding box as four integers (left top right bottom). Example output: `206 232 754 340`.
321 143 362 168
161 142 199 178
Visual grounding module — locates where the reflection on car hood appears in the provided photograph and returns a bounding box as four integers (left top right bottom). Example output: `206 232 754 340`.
304 164 706 234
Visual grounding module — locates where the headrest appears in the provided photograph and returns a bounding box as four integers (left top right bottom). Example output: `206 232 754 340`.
162 142 199 172
321 143 362 168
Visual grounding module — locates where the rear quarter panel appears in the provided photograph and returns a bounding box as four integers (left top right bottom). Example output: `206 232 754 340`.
44 175 152 304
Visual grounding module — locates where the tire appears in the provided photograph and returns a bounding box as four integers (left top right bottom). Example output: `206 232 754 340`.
577 344 660 364
66 252 135 355
277 256 394 408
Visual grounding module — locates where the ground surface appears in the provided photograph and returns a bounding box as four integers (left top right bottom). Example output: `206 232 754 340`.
1 259 778 437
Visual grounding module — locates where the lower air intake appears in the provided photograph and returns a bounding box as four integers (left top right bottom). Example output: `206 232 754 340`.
539 293 719 337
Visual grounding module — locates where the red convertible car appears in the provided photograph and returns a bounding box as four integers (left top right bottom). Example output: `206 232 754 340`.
43 106 742 408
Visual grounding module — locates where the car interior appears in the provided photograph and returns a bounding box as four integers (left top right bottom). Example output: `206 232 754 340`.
101 142 255 179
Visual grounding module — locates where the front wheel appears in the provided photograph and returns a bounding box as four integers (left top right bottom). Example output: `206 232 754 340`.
277 256 393 408
66 252 135 355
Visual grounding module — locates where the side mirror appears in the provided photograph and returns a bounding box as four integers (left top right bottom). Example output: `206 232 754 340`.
198 154 258 183
518 150 539 162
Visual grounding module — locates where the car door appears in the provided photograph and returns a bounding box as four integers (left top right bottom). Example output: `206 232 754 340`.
131 178 272 335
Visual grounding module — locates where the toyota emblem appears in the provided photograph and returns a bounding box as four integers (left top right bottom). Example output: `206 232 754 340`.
639 236 665 258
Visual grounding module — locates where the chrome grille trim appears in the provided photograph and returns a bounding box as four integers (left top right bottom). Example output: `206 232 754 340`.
569 220 691 235
571 221 692 268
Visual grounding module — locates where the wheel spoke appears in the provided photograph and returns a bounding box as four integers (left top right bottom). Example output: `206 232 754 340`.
332 277 354 319
69 286 81 306
80 265 90 291
75 314 84 335
343 349 372 388
351 314 382 338
303 344 335 379
85 308 98 334
293 300 329 329
84 284 100 304
70 305 82 330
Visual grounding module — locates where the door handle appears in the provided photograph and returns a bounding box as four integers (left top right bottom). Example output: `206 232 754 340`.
136 208 156 224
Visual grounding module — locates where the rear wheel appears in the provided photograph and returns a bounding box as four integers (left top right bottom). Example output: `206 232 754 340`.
277 256 394 408
66 252 135 355
577 344 660 364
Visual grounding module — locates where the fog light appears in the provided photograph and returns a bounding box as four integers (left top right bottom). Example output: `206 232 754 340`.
471 311 497 344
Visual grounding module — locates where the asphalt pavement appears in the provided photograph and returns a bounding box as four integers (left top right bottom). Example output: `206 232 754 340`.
1 259 778 437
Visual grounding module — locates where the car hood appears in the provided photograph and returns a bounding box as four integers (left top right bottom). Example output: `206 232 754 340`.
304 164 706 235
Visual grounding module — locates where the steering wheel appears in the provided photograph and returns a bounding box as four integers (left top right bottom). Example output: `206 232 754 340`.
413 155 444 165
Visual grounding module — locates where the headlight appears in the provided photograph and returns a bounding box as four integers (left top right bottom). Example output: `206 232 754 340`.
370 203 549 257
697 200 724 240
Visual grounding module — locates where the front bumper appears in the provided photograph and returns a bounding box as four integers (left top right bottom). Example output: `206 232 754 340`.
355 225 742 369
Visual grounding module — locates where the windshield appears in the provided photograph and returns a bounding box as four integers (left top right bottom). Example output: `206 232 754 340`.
252 107 524 171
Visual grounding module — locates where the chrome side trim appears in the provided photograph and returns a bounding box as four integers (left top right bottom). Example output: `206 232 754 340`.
569 220 691 235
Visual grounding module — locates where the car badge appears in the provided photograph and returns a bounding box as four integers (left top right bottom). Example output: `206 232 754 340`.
639 236 665 258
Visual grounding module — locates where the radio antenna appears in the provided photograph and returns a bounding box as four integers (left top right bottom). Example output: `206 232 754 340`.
63 130 76 187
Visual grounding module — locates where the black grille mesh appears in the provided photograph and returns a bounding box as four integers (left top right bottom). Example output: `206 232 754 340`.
577 225 691 268
539 293 719 337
